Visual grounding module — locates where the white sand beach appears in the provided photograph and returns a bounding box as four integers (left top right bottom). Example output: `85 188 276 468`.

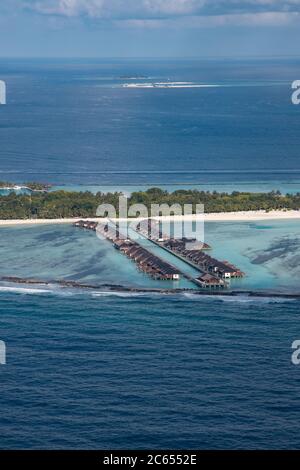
0 210 299 226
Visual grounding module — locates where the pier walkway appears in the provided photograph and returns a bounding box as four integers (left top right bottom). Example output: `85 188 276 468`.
73 219 244 289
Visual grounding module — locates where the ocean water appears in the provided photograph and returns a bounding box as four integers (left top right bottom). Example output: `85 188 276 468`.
0 221 299 449
205 220 300 292
0 58 300 188
0 220 299 293
0 224 194 290
0 290 300 449
0 58 300 449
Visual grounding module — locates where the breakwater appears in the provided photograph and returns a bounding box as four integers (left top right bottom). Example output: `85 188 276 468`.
1 276 300 300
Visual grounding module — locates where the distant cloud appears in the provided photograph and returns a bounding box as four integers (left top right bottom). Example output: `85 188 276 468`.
20 0 300 25
27 1 201 18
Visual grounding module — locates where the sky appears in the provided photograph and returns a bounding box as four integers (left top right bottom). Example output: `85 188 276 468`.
1 1 300 57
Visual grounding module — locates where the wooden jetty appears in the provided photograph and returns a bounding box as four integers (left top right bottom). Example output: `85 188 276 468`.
163 239 244 280
74 218 245 289
134 219 244 287
136 219 211 249
74 220 181 281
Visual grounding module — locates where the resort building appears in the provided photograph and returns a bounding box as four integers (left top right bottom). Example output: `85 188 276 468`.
74 219 244 289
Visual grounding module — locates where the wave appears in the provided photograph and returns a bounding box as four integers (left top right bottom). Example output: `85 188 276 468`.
91 291 155 298
182 292 297 303
0 283 161 299
0 285 51 295
122 82 220 89
0 283 298 303
0 284 88 297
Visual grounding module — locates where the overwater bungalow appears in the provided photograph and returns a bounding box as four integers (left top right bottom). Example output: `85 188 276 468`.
136 219 169 242
164 238 211 251
74 219 239 285
120 243 136 254
114 239 132 250
196 274 226 289
73 220 98 230
221 261 245 278
165 240 244 280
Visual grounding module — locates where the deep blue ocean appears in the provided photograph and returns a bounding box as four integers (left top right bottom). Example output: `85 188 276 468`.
0 58 300 187
0 59 300 449
0 291 300 450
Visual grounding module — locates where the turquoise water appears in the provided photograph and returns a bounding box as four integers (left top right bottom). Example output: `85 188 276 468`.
0 220 299 450
127 226 200 283
0 224 189 290
0 58 300 449
0 187 31 196
0 220 298 293
204 220 300 292
51 181 300 196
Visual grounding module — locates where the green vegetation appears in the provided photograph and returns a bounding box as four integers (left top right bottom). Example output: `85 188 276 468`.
0 190 122 219
0 187 299 219
0 181 15 189
130 188 300 213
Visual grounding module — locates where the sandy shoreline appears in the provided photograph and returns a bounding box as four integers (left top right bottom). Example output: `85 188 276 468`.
0 210 299 226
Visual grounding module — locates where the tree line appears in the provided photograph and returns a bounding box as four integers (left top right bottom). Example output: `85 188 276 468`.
0 187 299 219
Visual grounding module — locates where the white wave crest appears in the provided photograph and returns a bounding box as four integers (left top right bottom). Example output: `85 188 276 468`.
182 292 296 303
122 82 220 89
91 291 154 298
0 286 51 295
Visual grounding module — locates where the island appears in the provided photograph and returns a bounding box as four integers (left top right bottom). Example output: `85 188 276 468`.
0 185 299 220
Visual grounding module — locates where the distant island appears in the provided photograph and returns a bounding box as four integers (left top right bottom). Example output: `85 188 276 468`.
119 75 148 79
0 181 51 192
0 186 299 220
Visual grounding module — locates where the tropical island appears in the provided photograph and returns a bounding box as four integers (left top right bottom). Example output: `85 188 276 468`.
0 186 299 220
0 181 51 192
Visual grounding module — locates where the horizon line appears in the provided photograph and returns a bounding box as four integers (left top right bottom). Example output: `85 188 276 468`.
0 55 300 60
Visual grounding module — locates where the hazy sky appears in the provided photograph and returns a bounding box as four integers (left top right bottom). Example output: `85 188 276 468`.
1 1 300 57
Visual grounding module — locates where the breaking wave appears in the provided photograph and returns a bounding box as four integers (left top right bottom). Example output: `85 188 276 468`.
0 282 297 304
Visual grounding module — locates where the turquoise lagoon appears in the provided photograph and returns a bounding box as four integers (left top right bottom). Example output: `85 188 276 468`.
0 219 299 294
51 181 300 196
204 219 300 292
